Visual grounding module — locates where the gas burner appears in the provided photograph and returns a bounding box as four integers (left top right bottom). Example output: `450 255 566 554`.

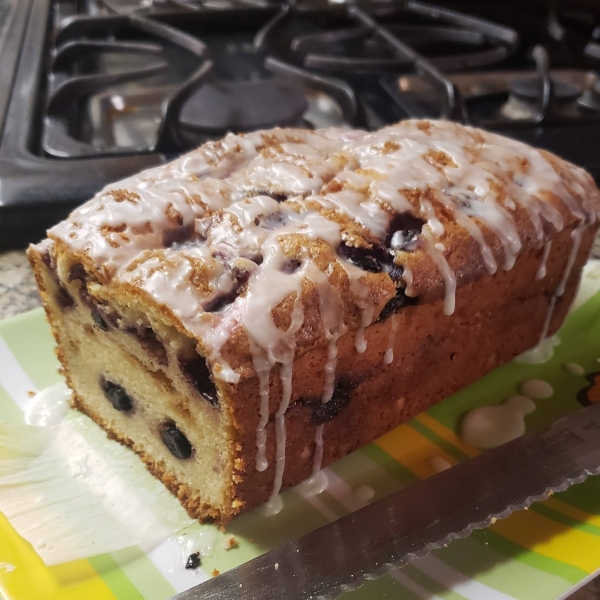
44 14 214 157
180 80 308 132
293 22 515 74
578 81 600 114
509 77 582 104
501 74 583 121
43 6 359 158
494 46 600 127
97 0 273 15
257 1 518 76
393 58 600 130
7 0 600 249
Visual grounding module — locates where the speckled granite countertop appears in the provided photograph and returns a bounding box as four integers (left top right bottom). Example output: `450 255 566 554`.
0 250 44 319
1 242 600 599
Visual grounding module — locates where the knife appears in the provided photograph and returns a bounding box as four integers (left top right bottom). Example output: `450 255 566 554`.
173 402 600 600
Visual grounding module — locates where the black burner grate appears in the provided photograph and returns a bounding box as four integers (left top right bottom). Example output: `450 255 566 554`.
97 0 276 15
4 0 600 248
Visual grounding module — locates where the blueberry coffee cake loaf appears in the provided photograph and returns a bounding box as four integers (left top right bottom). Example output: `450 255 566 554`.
28 120 600 524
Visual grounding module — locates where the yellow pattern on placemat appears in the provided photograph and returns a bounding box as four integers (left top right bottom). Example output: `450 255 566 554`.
414 413 480 457
396 413 600 572
0 513 116 600
375 423 458 479
490 510 600 573
543 497 600 529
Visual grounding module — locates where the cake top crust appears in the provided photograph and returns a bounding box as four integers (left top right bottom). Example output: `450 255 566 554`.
46 120 600 385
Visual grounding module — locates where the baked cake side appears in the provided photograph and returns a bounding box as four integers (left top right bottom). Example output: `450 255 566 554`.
29 120 600 523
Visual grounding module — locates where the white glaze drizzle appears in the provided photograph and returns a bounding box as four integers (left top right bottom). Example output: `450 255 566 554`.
271 362 293 505
251 339 272 472
240 208 347 508
384 314 399 365
305 263 348 477
418 198 458 315
422 228 456 315
557 224 585 296
538 296 557 344
488 152 565 245
312 424 324 478
437 190 497 275
458 197 522 270
401 264 415 297
536 241 552 280
420 199 445 237
340 261 375 354
247 268 304 475
537 222 586 345
317 187 389 240
306 261 348 403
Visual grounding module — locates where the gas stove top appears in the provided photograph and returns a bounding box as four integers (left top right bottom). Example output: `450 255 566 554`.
2 0 600 248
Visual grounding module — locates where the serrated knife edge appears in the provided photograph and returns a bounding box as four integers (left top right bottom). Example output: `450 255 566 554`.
173 402 600 600
326 466 600 600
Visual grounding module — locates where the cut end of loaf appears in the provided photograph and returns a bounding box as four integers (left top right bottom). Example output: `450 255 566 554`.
28 242 245 524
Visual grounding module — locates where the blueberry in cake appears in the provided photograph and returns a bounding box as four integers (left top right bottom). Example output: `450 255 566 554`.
28 120 600 523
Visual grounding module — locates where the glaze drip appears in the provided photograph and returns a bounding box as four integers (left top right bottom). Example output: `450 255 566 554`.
384 314 399 365
422 228 456 315
538 223 587 345
536 241 552 280
401 264 415 297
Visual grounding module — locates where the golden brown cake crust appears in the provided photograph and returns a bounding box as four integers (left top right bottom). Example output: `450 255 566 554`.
29 119 600 523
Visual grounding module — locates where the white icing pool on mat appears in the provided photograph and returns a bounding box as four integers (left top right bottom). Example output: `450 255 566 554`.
514 335 560 364
175 528 218 560
460 396 536 449
24 382 71 426
353 485 375 502
259 495 284 517
428 456 452 473
295 470 328 498
519 379 554 399
0 563 16 573
564 363 585 376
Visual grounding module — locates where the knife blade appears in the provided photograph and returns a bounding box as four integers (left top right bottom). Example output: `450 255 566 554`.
172 402 600 600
